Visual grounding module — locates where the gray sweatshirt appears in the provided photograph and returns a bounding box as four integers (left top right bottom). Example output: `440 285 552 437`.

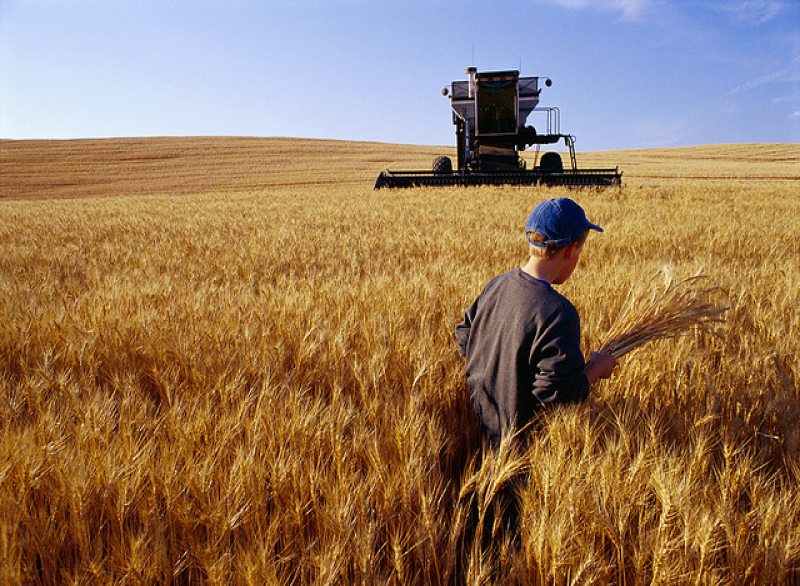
455 268 590 446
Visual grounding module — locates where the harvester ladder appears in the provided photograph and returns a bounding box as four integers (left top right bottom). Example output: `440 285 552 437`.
564 135 578 170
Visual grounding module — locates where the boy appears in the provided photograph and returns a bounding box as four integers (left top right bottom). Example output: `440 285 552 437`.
455 197 617 448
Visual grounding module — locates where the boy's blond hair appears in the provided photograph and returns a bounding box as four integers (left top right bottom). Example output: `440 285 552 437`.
527 229 589 259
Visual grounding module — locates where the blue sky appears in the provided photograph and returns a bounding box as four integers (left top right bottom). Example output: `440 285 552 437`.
1 0 798 150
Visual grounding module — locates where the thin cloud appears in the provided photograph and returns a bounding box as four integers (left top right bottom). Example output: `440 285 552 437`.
713 1 786 25
772 93 800 104
730 56 800 94
632 117 694 148
731 69 790 94
542 0 653 21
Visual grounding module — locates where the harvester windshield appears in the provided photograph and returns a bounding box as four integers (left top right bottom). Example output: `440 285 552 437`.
476 74 518 135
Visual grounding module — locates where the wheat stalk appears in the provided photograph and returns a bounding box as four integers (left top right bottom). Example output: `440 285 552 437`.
598 274 727 359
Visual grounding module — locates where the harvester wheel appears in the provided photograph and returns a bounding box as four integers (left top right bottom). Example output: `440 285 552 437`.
432 156 453 175
540 152 563 174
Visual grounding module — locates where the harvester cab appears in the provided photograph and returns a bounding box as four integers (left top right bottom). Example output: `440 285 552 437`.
375 67 621 189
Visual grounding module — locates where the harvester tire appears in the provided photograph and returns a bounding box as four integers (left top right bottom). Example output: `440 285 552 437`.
432 156 453 175
540 152 563 174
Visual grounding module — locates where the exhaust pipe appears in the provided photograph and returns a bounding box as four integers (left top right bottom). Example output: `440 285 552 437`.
466 67 477 99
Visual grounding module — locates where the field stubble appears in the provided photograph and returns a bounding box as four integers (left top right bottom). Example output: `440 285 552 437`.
0 139 799 583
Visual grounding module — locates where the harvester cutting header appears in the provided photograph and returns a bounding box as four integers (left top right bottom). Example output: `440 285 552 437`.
375 67 622 189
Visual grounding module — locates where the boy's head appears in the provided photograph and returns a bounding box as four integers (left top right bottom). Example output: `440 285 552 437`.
525 198 603 258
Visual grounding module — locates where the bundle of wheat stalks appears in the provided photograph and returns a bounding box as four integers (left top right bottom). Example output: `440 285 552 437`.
599 274 727 359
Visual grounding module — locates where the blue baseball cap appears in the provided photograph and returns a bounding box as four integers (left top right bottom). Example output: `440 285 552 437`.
525 198 603 248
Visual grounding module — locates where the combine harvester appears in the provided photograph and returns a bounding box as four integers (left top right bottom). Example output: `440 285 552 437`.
375 67 622 189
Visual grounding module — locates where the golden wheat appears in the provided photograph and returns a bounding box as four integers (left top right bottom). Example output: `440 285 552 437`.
0 139 798 584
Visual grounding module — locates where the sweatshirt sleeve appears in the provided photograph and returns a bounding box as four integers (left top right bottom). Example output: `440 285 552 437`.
454 297 479 358
530 301 590 406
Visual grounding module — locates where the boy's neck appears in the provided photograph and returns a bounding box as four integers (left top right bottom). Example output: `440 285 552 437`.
522 253 573 285
521 257 558 284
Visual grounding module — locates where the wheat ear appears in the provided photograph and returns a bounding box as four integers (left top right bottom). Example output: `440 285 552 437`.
598 274 727 359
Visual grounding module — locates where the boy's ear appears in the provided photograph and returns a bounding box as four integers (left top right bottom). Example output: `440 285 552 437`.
562 240 580 259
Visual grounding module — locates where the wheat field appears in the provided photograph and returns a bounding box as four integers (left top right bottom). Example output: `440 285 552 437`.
1 138 799 584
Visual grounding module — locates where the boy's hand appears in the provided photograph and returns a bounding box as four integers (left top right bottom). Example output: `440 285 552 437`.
585 351 617 385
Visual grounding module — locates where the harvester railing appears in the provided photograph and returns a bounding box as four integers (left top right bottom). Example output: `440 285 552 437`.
534 106 561 136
